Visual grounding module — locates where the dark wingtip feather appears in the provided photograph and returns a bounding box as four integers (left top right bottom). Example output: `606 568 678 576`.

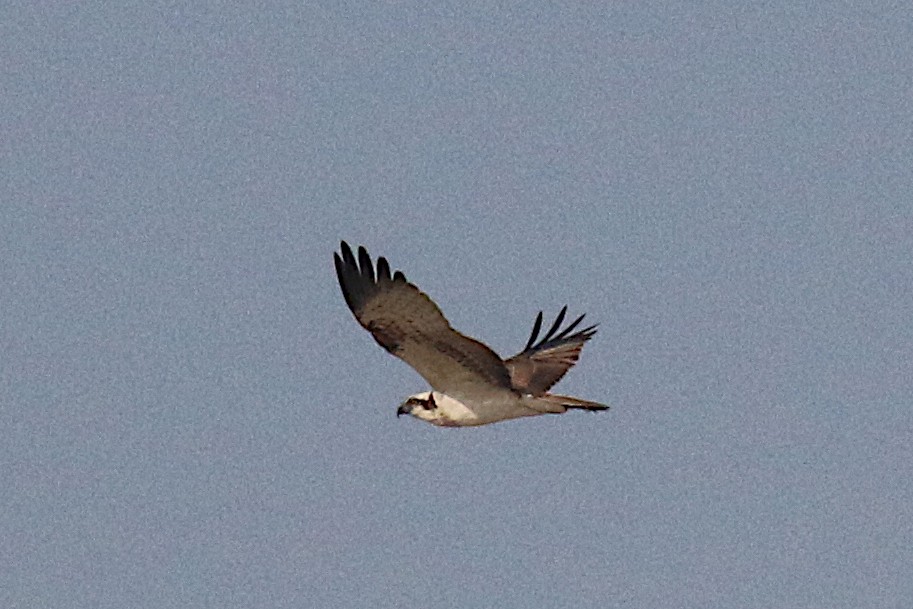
334 247 362 313
542 306 568 343
335 241 381 315
357 246 375 283
524 308 599 351
333 252 350 307
554 313 586 341
376 256 391 282
340 240 357 267
578 324 598 340
524 311 544 351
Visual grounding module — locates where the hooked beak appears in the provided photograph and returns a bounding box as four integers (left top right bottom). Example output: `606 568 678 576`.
396 403 412 418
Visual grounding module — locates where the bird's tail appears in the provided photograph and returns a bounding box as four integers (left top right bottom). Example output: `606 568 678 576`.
526 394 609 414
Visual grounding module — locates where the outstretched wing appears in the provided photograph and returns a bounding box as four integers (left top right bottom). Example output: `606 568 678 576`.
505 306 597 395
334 241 512 398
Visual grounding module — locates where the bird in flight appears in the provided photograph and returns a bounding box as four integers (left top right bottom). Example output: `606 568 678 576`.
333 241 608 426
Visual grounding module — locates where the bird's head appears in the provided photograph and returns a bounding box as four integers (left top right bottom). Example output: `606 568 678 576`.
396 391 438 421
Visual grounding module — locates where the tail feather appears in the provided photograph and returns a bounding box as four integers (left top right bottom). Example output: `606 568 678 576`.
526 393 609 414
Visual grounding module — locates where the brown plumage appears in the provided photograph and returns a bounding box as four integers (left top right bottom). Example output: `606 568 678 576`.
334 241 608 426
505 306 598 395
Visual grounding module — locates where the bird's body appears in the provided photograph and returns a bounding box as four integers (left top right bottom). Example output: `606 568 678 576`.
400 391 608 427
333 241 608 427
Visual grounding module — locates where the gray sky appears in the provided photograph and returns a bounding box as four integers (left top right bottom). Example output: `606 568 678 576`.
3 3 912 608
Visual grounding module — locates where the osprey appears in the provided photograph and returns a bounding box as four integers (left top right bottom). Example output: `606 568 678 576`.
333 241 608 426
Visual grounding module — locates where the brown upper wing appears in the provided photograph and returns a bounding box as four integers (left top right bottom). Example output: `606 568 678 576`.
504 306 597 395
334 241 512 398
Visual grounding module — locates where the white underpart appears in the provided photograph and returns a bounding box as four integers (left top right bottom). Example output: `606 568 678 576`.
405 390 546 427
407 391 481 425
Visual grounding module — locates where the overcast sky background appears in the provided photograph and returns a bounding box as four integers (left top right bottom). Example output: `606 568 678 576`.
3 3 912 608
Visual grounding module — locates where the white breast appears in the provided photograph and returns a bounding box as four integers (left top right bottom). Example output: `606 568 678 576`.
431 392 482 424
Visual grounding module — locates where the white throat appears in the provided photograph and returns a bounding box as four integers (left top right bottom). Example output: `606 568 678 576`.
407 391 480 426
